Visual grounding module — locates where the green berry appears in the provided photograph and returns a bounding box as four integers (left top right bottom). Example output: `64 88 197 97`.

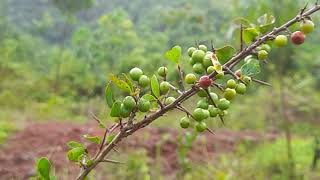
193 63 205 74
185 73 197 84
215 72 224 79
242 76 252 85
224 88 237 100
180 117 190 129
160 81 170 94
260 44 271 52
235 83 247 95
300 20 314 34
129 67 143 81
187 47 197 57
209 92 219 102
197 99 209 109
192 50 205 63
258 50 268 60
202 109 210 119
274 35 288 47
123 96 136 110
226 79 237 89
203 54 212 68
157 66 168 77
165 97 176 105
189 57 196 65
217 98 230 110
120 104 131 118
195 122 207 132
207 66 215 74
197 89 207 97
138 98 150 112
192 108 206 121
208 105 219 117
139 75 150 87
198 44 208 52
218 110 228 116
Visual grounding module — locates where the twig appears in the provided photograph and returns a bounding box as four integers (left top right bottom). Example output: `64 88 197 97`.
240 24 244 51
177 65 185 91
252 78 272 87
101 159 124 164
168 83 183 95
212 83 225 92
206 128 215 135
224 67 246 84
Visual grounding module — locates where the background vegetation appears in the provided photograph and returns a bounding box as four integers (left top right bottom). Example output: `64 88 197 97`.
1 0 320 179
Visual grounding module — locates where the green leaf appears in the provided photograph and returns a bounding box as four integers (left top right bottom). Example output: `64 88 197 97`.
141 93 156 101
110 101 122 117
105 82 114 108
150 75 160 98
67 147 85 162
242 28 260 45
215 46 236 64
232 17 253 27
122 73 134 92
67 141 85 149
241 59 261 76
257 14 276 34
37 157 51 180
83 134 101 144
164 45 181 63
109 74 131 93
106 134 115 144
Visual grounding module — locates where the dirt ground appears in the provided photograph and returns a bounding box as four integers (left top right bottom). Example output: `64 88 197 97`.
0 121 276 179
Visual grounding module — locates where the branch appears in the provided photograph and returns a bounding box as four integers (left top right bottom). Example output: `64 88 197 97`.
76 5 320 180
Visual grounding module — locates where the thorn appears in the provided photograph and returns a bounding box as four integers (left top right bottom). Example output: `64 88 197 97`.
101 159 124 164
219 115 226 126
300 3 309 15
206 128 215 135
252 78 272 87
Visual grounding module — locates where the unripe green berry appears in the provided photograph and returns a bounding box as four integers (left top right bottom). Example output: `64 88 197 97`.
195 122 207 132
217 98 230 110
203 54 213 68
189 57 196 65
207 66 215 74
165 97 176 105
123 96 136 110
138 98 150 112
139 75 150 87
187 47 197 57
209 92 219 102
197 99 209 109
193 63 205 74
129 67 143 81
197 89 207 97
242 76 252 85
160 81 170 94
274 35 288 47
258 50 268 60
260 44 271 52
180 117 190 129
198 44 208 52
202 109 210 119
224 88 237 100
185 73 197 84
235 83 247 95
120 104 131 118
192 50 205 63
215 72 224 79
300 20 314 34
157 66 168 77
192 108 206 121
208 105 219 117
226 79 237 89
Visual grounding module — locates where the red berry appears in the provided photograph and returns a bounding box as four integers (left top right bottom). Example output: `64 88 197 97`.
235 70 241 78
198 75 212 88
291 31 305 45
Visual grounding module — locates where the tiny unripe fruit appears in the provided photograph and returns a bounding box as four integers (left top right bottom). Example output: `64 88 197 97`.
235 83 246 95
197 99 209 109
203 54 213 68
129 67 143 81
160 81 170 94
120 104 131 118
195 122 207 132
208 105 219 117
209 92 219 102
235 70 241 78
300 20 314 34
185 73 197 84
197 89 207 97
187 47 197 57
199 75 212 88
139 75 150 87
202 109 210 119
157 66 168 77
258 50 268 60
192 50 205 63
165 97 176 105
198 44 208 52
291 31 305 45
274 35 288 47
192 108 206 121
217 98 230 110
138 98 150 112
180 117 190 129
189 57 196 65
224 88 237 100
193 63 205 74
219 110 228 116
215 72 224 79
260 44 271 52
242 76 252 85
123 96 136 110
226 79 237 89
207 66 215 74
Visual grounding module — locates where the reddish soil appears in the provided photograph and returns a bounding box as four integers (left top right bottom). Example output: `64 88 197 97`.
0 122 276 179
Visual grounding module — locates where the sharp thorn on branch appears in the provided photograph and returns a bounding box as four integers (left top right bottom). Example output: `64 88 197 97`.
101 159 124 164
252 78 272 87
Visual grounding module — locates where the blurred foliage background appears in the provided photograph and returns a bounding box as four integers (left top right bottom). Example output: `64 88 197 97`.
0 0 320 179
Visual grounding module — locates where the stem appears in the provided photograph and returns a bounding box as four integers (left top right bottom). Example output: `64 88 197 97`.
76 5 320 179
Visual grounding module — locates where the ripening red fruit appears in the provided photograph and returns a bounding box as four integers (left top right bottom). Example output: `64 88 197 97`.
291 31 305 45
235 70 241 78
198 75 212 88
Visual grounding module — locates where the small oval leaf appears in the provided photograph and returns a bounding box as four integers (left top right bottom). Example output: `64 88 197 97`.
241 59 261 76
67 141 85 149
67 147 85 162
110 101 122 117
37 157 51 180
215 45 236 64
105 82 114 108
150 75 160 97
109 74 131 93
164 45 181 63
83 134 101 144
